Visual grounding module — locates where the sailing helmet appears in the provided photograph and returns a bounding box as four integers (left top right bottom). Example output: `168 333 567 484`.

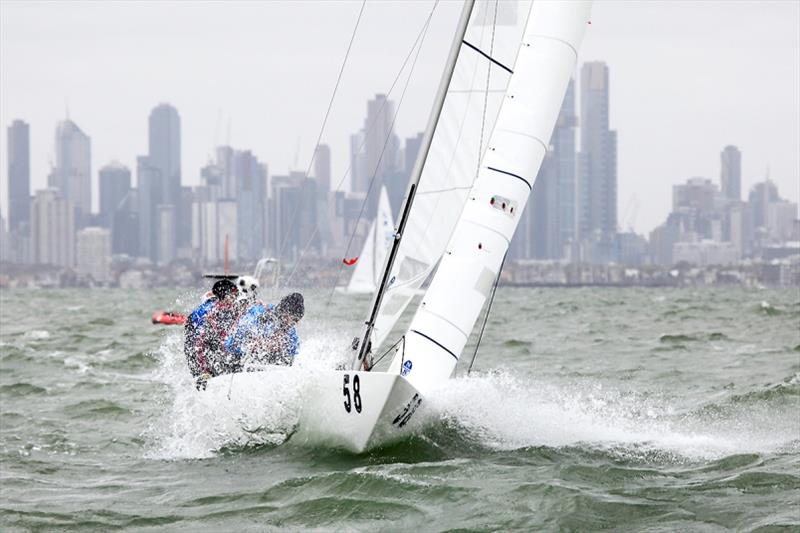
211 278 237 300
277 292 304 322
236 275 260 300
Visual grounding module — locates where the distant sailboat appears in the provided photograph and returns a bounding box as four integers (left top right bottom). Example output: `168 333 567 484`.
342 187 394 294
205 0 592 453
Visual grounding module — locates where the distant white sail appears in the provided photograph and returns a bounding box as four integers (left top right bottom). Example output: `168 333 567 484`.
369 0 535 350
345 187 394 294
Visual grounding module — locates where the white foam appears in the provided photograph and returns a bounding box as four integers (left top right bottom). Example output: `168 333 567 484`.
144 327 352 460
426 369 799 461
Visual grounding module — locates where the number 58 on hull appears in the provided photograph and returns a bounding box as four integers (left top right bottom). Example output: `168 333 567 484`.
294 370 424 453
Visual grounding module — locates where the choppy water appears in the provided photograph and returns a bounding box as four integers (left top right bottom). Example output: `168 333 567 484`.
1 287 798 531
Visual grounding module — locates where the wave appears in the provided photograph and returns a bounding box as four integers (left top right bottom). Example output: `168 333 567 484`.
143 328 799 463
659 332 730 343
0 383 47 396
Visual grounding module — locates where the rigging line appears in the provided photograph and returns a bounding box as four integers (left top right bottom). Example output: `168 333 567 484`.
467 250 507 376
400 4 489 269
274 0 366 287
323 0 440 311
476 0 499 181
283 1 439 291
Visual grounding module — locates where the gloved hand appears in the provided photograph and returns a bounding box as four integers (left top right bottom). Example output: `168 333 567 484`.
195 372 211 391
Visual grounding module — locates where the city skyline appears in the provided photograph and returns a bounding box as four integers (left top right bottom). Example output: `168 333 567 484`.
1 1 798 235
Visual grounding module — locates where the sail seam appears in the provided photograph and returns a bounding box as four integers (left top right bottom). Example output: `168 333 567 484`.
410 329 459 360
461 40 514 74
494 128 549 153
417 308 471 339
462 218 511 244
486 166 532 190
524 33 579 59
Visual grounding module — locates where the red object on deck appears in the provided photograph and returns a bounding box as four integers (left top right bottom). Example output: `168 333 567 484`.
151 311 187 326
343 257 359 266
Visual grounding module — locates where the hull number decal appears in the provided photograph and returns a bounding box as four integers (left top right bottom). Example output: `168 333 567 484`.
392 393 422 428
343 374 362 414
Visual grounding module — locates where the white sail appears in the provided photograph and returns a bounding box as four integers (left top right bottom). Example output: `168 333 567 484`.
346 187 394 294
390 1 592 394
369 0 535 350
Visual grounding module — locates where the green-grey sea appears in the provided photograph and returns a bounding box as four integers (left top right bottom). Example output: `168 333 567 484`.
1 287 798 532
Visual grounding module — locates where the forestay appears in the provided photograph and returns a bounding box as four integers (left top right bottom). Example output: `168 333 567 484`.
369 0 534 351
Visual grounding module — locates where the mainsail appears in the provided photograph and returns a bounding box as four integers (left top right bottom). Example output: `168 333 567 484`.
367 0 536 352
346 187 394 294
387 0 592 393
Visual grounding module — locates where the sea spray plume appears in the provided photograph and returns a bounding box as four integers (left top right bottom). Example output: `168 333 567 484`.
143 323 354 459
425 369 799 461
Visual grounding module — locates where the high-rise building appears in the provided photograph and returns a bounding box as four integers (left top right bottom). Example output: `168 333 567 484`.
234 150 267 263
748 180 779 229
7 120 30 232
111 190 139 257
54 119 91 223
216 145 235 199
315 144 331 194
351 94 401 219
193 199 237 265
0 212 8 263
578 62 617 240
136 155 159 262
673 177 718 212
76 227 111 283
98 161 131 227
31 189 75 267
269 172 318 261
157 204 176 265
720 145 741 202
363 94 399 188
148 104 183 248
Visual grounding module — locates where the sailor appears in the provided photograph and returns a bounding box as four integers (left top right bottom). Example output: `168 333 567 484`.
226 292 305 368
184 278 240 389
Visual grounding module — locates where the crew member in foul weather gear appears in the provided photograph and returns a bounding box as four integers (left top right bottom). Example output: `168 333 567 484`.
184 278 240 388
226 292 304 367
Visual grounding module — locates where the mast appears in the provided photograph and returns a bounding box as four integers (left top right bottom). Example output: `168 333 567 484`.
353 0 476 370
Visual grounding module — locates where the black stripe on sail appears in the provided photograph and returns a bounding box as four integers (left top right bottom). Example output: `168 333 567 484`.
486 166 532 190
461 40 514 75
411 329 458 360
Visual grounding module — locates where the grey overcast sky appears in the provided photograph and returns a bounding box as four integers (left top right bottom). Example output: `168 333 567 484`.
1 0 798 234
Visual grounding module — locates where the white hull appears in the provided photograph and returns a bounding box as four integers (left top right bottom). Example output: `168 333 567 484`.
205 367 424 453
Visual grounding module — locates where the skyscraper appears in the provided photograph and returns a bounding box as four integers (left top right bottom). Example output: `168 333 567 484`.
7 120 30 232
136 155 159 262
363 94 399 189
351 94 401 219
578 62 617 240
234 150 267 262
54 119 91 222
31 189 75 267
720 145 741 201
315 144 331 194
148 104 183 249
76 227 111 283
98 161 131 228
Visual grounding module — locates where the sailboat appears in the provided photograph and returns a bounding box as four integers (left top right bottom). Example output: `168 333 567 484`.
206 0 591 453
340 186 395 294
